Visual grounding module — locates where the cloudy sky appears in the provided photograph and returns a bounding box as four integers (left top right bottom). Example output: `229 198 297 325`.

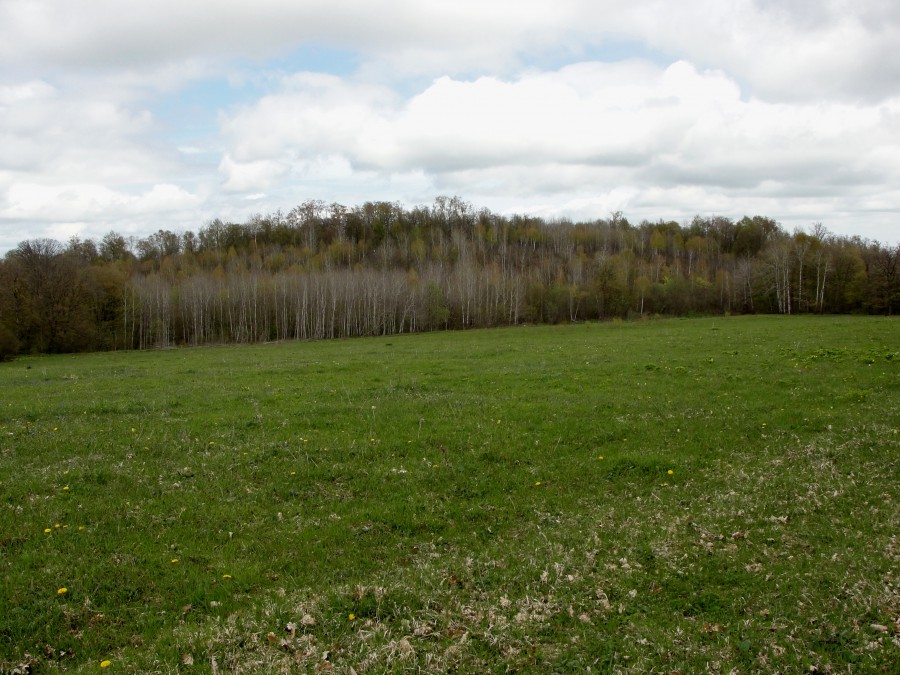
1 0 898 253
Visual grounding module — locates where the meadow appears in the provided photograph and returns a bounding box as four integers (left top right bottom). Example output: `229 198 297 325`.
0 315 898 673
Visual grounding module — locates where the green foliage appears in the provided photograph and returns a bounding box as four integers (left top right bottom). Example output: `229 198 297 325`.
423 280 449 329
0 322 18 361
1 199 899 356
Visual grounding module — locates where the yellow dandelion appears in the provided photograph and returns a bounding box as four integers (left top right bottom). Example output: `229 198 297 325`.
78 526 85 531
597 455 604 460
55 523 61 528
348 613 355 621
290 471 296 476
667 469 674 475
57 587 67 595
131 427 136 433
535 481 542 486
209 441 215 445
63 486 69 491
222 574 232 579
171 558 179 564
44 528 52 533
53 427 58 431
100 660 111 668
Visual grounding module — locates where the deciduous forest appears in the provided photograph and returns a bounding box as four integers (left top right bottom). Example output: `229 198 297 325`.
1 197 897 358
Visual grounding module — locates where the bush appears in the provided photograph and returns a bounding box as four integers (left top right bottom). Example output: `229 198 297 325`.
0 323 19 361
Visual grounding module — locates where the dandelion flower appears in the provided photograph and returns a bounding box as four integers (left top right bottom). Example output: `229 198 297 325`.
222 574 232 579
535 481 542 486
44 528 51 533
290 471 296 476
57 587 67 595
131 428 136 433
100 660 111 668
171 558 179 564
55 523 61 529
348 613 355 621
63 486 69 491
597 455 604 460
667 469 674 475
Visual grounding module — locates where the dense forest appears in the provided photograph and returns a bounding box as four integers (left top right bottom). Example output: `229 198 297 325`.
1 196 898 358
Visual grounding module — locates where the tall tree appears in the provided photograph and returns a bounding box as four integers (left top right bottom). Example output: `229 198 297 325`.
7 239 94 352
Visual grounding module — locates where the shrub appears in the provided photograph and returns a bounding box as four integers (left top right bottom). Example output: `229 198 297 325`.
0 323 18 361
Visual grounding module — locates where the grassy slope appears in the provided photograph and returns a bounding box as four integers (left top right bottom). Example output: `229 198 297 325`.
0 316 898 673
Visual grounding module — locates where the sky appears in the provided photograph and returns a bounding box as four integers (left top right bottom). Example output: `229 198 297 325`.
1 0 898 254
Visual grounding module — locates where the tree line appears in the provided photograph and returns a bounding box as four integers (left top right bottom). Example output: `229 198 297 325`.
1 196 898 358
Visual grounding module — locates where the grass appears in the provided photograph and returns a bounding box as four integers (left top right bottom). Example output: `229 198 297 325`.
1 315 898 673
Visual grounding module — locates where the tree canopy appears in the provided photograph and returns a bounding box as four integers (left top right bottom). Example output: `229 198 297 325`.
1 197 897 358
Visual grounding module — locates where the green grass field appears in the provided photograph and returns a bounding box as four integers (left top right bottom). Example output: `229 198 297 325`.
1 316 898 673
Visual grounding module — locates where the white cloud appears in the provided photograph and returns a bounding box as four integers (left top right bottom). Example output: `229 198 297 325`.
207 55 900 243
219 155 287 193
0 1 576 75
219 60 900 191
4 1 898 100
6 182 199 220
1 1 899 251
0 80 56 106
